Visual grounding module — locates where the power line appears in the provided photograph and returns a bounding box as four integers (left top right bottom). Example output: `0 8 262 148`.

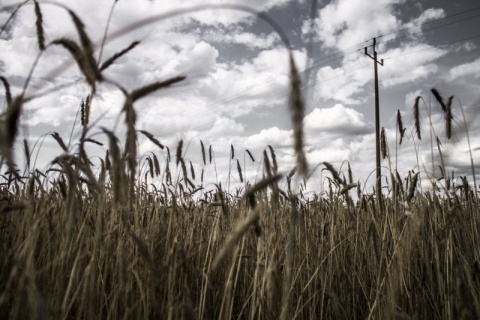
138 5 480 136
382 33 480 60
146 48 365 135
187 44 365 108
377 5 480 40
377 12 480 45
149 61 370 135
150 29 480 136
145 38 376 131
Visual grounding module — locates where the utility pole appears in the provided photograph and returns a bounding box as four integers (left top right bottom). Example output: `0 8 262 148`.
365 38 384 211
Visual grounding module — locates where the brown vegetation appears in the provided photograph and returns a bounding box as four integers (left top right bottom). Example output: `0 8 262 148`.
0 3 479 319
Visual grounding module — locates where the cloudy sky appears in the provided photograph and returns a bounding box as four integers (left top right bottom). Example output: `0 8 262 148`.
1 0 479 196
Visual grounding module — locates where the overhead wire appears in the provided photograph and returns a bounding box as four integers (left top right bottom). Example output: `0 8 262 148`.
146 46 365 134
145 5 480 136
156 28 480 135
377 11 480 45
382 33 480 60
377 5 480 40
147 41 371 134
149 55 370 135
149 6 480 134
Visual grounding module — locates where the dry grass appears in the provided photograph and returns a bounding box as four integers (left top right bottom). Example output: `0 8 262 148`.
381 127 388 160
288 52 308 177
1 159 478 319
413 96 422 141
33 0 45 51
397 109 405 145
0 3 479 320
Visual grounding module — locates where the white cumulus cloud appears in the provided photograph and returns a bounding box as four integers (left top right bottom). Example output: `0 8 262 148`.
446 57 480 82
305 104 372 135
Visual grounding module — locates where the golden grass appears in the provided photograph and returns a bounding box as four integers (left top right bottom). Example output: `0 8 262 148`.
2 164 478 319
0 4 479 320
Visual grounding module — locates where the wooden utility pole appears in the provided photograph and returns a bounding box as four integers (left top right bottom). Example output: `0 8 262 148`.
365 38 384 210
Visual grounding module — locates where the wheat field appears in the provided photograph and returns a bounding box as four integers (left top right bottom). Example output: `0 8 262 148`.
0 2 479 319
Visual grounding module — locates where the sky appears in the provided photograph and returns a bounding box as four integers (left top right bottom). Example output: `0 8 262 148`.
1 0 479 197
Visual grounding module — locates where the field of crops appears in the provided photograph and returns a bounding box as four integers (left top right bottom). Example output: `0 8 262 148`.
1 2 479 319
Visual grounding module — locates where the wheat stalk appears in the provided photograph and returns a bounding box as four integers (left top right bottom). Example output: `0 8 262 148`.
23 138 30 171
0 95 23 177
105 149 111 171
51 38 97 89
68 10 99 85
153 153 161 177
445 95 453 140
431 88 447 112
395 171 404 198
180 158 188 187
130 76 185 102
288 52 308 176
431 88 453 139
100 41 140 71
166 146 171 163
51 132 68 152
280 197 298 320
84 94 91 126
200 140 206 165
340 183 358 195
380 127 388 160
33 1 45 51
244 174 282 206
323 162 343 186
176 139 183 166
246 149 255 162
122 96 137 176
212 175 281 271
147 157 154 179
396 110 405 145
209 145 213 164
102 128 124 204
0 76 12 106
211 207 259 271
139 130 164 150
236 159 243 183
347 162 353 184
413 96 421 140
165 161 172 184
268 145 278 174
189 160 195 180
263 150 272 177
407 172 419 203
